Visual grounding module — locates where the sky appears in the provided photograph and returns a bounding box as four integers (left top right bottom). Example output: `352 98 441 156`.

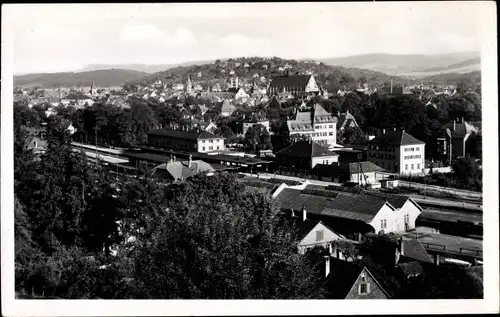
5 2 488 74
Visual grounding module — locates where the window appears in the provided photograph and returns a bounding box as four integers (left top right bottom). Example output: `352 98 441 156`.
359 283 368 295
209 146 213 150
411 164 414 170
202 146 205 151
315 230 324 241
324 160 329 165
381 219 387 229
416 147 420 151
417 163 420 170
405 164 408 170
203 140 206 143
404 214 409 224
217 146 220 150
210 140 213 143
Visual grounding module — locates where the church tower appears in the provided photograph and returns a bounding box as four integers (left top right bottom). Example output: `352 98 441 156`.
186 75 193 94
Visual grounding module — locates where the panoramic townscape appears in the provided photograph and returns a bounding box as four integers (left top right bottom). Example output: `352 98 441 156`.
8 3 488 303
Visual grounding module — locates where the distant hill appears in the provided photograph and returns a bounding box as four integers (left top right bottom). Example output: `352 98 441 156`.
14 69 150 88
319 51 480 77
420 71 481 86
127 56 405 91
83 60 215 74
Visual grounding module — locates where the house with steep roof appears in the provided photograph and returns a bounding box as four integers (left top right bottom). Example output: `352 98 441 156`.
273 186 422 240
295 218 345 255
241 114 271 136
275 140 339 169
443 118 480 162
195 120 217 134
287 104 338 147
268 74 320 98
312 161 386 185
337 110 361 132
367 129 425 175
147 129 225 153
324 257 390 299
220 99 237 117
150 155 215 182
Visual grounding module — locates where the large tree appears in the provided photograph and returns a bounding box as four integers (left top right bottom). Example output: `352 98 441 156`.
126 173 327 299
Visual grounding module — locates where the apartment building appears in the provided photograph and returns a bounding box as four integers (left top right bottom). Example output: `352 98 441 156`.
367 129 425 175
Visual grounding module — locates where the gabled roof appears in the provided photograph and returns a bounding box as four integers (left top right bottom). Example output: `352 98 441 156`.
221 99 236 113
312 161 385 177
338 111 358 129
348 161 385 174
444 121 479 138
269 74 312 90
148 129 223 140
151 160 215 181
370 130 424 146
397 261 424 277
326 258 390 299
401 238 433 264
274 187 393 223
276 141 338 159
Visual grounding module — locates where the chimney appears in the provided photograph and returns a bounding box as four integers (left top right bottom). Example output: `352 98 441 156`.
399 238 405 256
453 120 456 131
390 78 393 94
461 117 464 123
173 156 176 162
34 140 38 149
188 154 192 168
394 127 396 131
170 154 174 163
302 206 307 221
382 129 386 134
290 209 295 218
324 256 331 278
328 243 333 255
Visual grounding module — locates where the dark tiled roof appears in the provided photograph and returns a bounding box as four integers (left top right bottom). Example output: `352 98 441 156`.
274 188 391 223
265 178 302 186
312 162 385 177
296 219 321 240
227 87 238 93
402 239 433 264
276 141 337 159
269 75 311 90
444 121 479 138
370 130 424 146
397 261 423 277
348 161 385 174
326 258 365 299
148 129 222 140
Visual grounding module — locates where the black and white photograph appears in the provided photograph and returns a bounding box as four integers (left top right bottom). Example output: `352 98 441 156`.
1 2 498 316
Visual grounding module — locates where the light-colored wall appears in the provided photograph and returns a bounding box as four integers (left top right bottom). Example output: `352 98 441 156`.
369 203 400 234
344 269 389 299
305 76 319 92
288 122 337 146
349 172 378 185
369 200 421 233
297 222 343 254
311 155 338 168
197 138 225 153
400 144 425 175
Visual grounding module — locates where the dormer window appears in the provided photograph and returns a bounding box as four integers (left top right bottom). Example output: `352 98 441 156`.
359 273 370 295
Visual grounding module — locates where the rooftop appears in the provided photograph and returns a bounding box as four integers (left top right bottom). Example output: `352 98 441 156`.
148 129 223 141
276 141 338 159
370 130 424 146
